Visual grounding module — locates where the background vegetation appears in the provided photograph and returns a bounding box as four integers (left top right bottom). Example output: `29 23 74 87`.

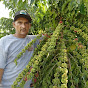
0 0 88 88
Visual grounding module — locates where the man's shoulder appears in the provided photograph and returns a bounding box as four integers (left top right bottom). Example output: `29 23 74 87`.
0 35 12 41
27 35 37 39
0 35 12 46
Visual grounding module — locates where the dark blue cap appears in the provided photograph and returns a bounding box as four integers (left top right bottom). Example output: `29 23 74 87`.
14 10 32 23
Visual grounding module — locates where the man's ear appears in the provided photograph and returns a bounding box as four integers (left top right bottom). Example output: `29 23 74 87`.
12 22 15 28
29 23 31 29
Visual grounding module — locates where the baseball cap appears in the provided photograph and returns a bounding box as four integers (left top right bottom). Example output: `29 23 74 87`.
14 10 32 23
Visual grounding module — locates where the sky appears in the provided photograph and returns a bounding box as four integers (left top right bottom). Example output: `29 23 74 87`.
0 1 10 18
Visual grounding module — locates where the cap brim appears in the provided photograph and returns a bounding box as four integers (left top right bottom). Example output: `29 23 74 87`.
14 14 32 23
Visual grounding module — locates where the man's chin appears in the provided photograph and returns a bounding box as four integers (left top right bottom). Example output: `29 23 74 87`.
21 32 28 36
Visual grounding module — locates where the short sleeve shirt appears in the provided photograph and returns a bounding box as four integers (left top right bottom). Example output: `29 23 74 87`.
0 34 39 88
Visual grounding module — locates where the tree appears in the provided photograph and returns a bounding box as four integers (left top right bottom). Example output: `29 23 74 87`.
0 17 14 38
0 0 88 88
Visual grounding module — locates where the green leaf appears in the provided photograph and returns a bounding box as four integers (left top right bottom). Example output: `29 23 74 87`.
80 2 86 15
30 0 35 5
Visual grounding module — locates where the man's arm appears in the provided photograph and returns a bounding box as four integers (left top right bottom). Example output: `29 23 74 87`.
0 68 4 83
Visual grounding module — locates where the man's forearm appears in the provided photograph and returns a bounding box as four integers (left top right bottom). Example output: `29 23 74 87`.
0 68 4 83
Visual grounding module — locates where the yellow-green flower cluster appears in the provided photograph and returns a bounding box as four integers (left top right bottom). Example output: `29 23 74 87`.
14 34 42 65
12 23 64 87
52 39 68 88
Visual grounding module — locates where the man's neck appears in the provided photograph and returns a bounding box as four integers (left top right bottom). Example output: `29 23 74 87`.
13 33 27 38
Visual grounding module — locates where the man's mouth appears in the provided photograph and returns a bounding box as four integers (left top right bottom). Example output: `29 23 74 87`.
21 29 26 32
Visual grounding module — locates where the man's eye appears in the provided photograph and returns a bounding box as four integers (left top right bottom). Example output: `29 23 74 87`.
18 22 22 24
25 22 29 25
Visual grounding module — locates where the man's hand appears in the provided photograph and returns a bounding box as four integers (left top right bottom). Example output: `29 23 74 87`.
42 33 51 38
0 68 4 83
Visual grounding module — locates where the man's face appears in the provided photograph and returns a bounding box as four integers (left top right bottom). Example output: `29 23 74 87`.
13 17 31 38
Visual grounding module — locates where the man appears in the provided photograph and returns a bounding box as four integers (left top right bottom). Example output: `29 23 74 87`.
0 10 39 88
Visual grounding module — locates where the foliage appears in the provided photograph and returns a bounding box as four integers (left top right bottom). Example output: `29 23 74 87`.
0 17 14 38
0 0 88 88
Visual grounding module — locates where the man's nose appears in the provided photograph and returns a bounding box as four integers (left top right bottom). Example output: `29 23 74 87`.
21 23 26 28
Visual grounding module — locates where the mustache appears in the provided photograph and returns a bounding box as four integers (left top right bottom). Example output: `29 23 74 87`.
21 28 26 30
20 28 26 30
